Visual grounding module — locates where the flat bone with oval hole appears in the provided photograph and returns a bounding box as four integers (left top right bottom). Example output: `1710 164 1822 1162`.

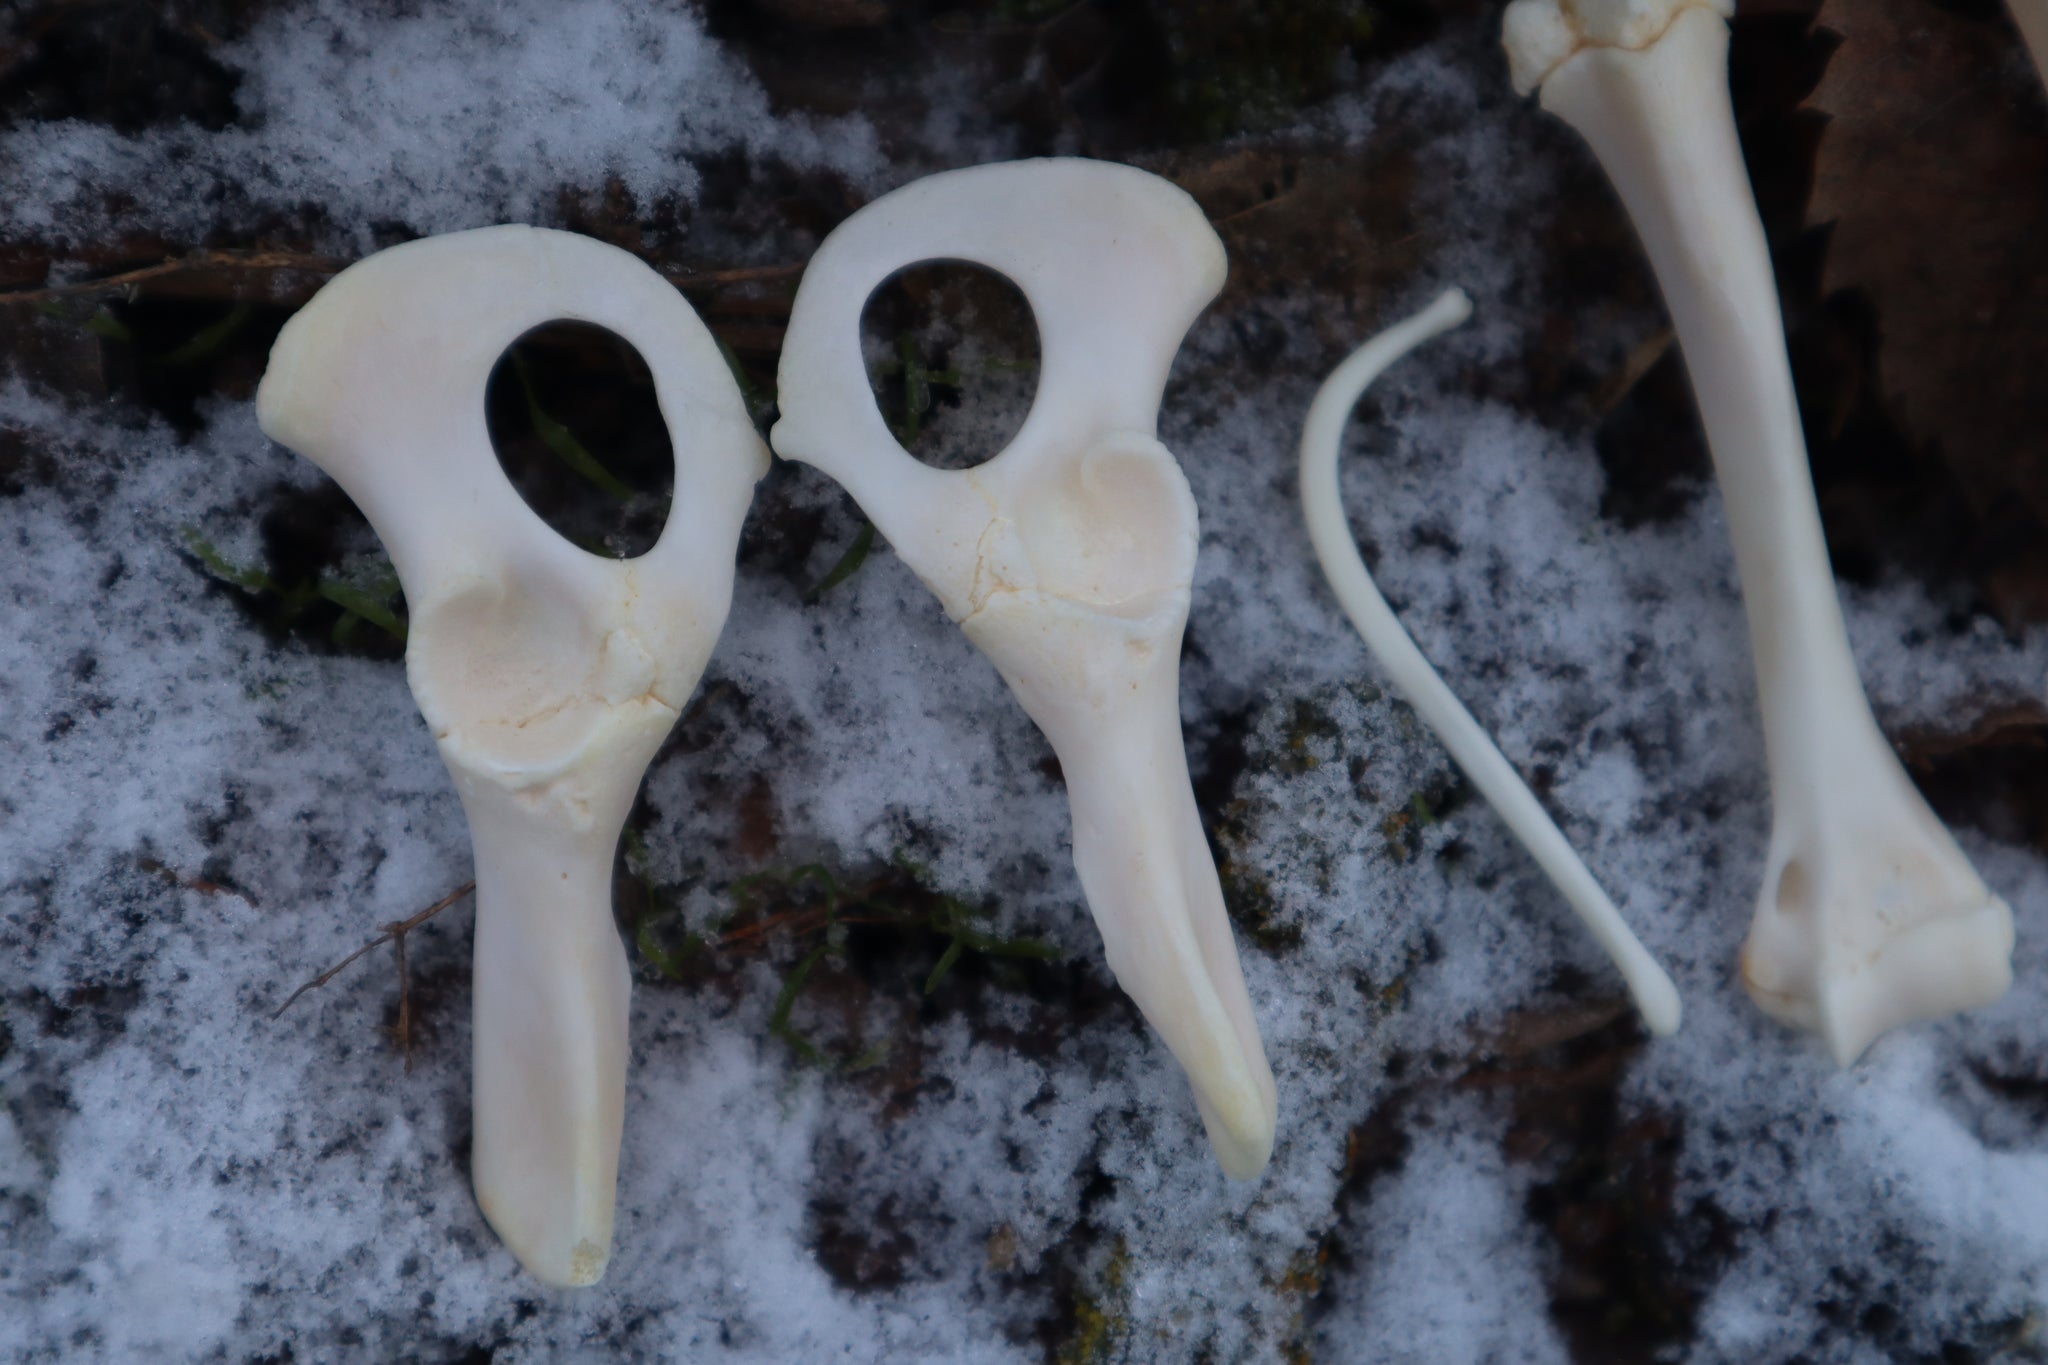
771 159 1279 1179
1505 0 2014 1063
257 225 768 1286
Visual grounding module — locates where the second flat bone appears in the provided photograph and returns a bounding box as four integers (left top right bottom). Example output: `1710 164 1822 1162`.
772 159 1278 1179
258 226 767 1284
1505 0 2014 1063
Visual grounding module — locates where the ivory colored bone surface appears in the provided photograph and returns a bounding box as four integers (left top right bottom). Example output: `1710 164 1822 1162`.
1506 1 2014 1062
257 226 768 1284
1300 289 1681 1037
772 159 1278 1179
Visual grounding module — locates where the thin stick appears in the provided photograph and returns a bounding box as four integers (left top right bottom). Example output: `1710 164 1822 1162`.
1 253 802 305
660 262 804 289
272 881 475 1020
391 926 414 1070
1 250 348 303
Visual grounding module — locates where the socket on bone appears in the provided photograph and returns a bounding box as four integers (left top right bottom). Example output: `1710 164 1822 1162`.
772 159 1279 1179
258 225 767 1285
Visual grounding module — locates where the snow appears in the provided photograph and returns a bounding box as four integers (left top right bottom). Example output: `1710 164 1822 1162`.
4 1 2047 1361
0 0 881 250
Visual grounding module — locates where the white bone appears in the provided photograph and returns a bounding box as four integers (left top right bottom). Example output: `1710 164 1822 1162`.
1300 287 1683 1036
772 159 1278 1179
257 225 767 1285
1507 1 2014 1063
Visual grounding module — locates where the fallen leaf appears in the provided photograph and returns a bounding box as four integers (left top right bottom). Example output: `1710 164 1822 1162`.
1805 0 2048 618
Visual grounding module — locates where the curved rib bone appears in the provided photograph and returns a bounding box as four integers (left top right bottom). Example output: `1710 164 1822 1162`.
1506 0 2014 1062
257 225 767 1284
772 159 1277 1179
1300 288 1682 1036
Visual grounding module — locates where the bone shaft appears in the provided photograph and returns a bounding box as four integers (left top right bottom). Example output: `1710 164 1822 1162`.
1539 10 1869 780
463 792 631 1288
1054 704 1277 1180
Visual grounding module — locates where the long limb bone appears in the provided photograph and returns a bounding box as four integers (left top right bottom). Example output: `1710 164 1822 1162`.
1506 0 2013 1062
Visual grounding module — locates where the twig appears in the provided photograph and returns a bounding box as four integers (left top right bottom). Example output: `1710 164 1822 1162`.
271 881 475 1020
0 253 803 306
139 855 253 904
389 922 415 1070
1 250 349 304
660 262 805 289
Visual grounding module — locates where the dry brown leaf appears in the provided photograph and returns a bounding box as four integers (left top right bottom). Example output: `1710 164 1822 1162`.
1806 0 2048 612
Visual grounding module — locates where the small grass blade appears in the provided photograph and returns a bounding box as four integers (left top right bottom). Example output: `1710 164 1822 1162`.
181 527 281 595
924 936 966 995
160 302 255 368
316 579 407 641
804 520 876 602
511 352 634 500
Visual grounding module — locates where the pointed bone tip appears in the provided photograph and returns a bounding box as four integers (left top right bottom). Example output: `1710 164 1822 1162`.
513 1237 611 1290
1631 968 1683 1038
1433 286 1476 326
1194 1084 1278 1182
1209 1121 1275 1183
565 1239 611 1287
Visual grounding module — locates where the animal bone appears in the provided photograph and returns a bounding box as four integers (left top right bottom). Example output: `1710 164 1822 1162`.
1300 287 1682 1036
1505 0 2014 1063
258 225 767 1284
772 159 1278 1179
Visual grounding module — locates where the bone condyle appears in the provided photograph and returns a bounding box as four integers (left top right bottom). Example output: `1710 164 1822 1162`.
1505 0 2014 1063
257 225 767 1285
772 159 1278 1180
1300 288 1682 1037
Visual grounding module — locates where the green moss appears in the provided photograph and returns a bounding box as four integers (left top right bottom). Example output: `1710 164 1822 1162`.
1149 0 1403 142
628 854 1061 1068
1057 1240 1133 1365
1211 795 1305 954
1273 1240 1332 1365
1280 697 1341 775
180 527 407 654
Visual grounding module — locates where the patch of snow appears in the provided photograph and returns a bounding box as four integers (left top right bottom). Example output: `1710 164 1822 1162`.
4 3 2047 1360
